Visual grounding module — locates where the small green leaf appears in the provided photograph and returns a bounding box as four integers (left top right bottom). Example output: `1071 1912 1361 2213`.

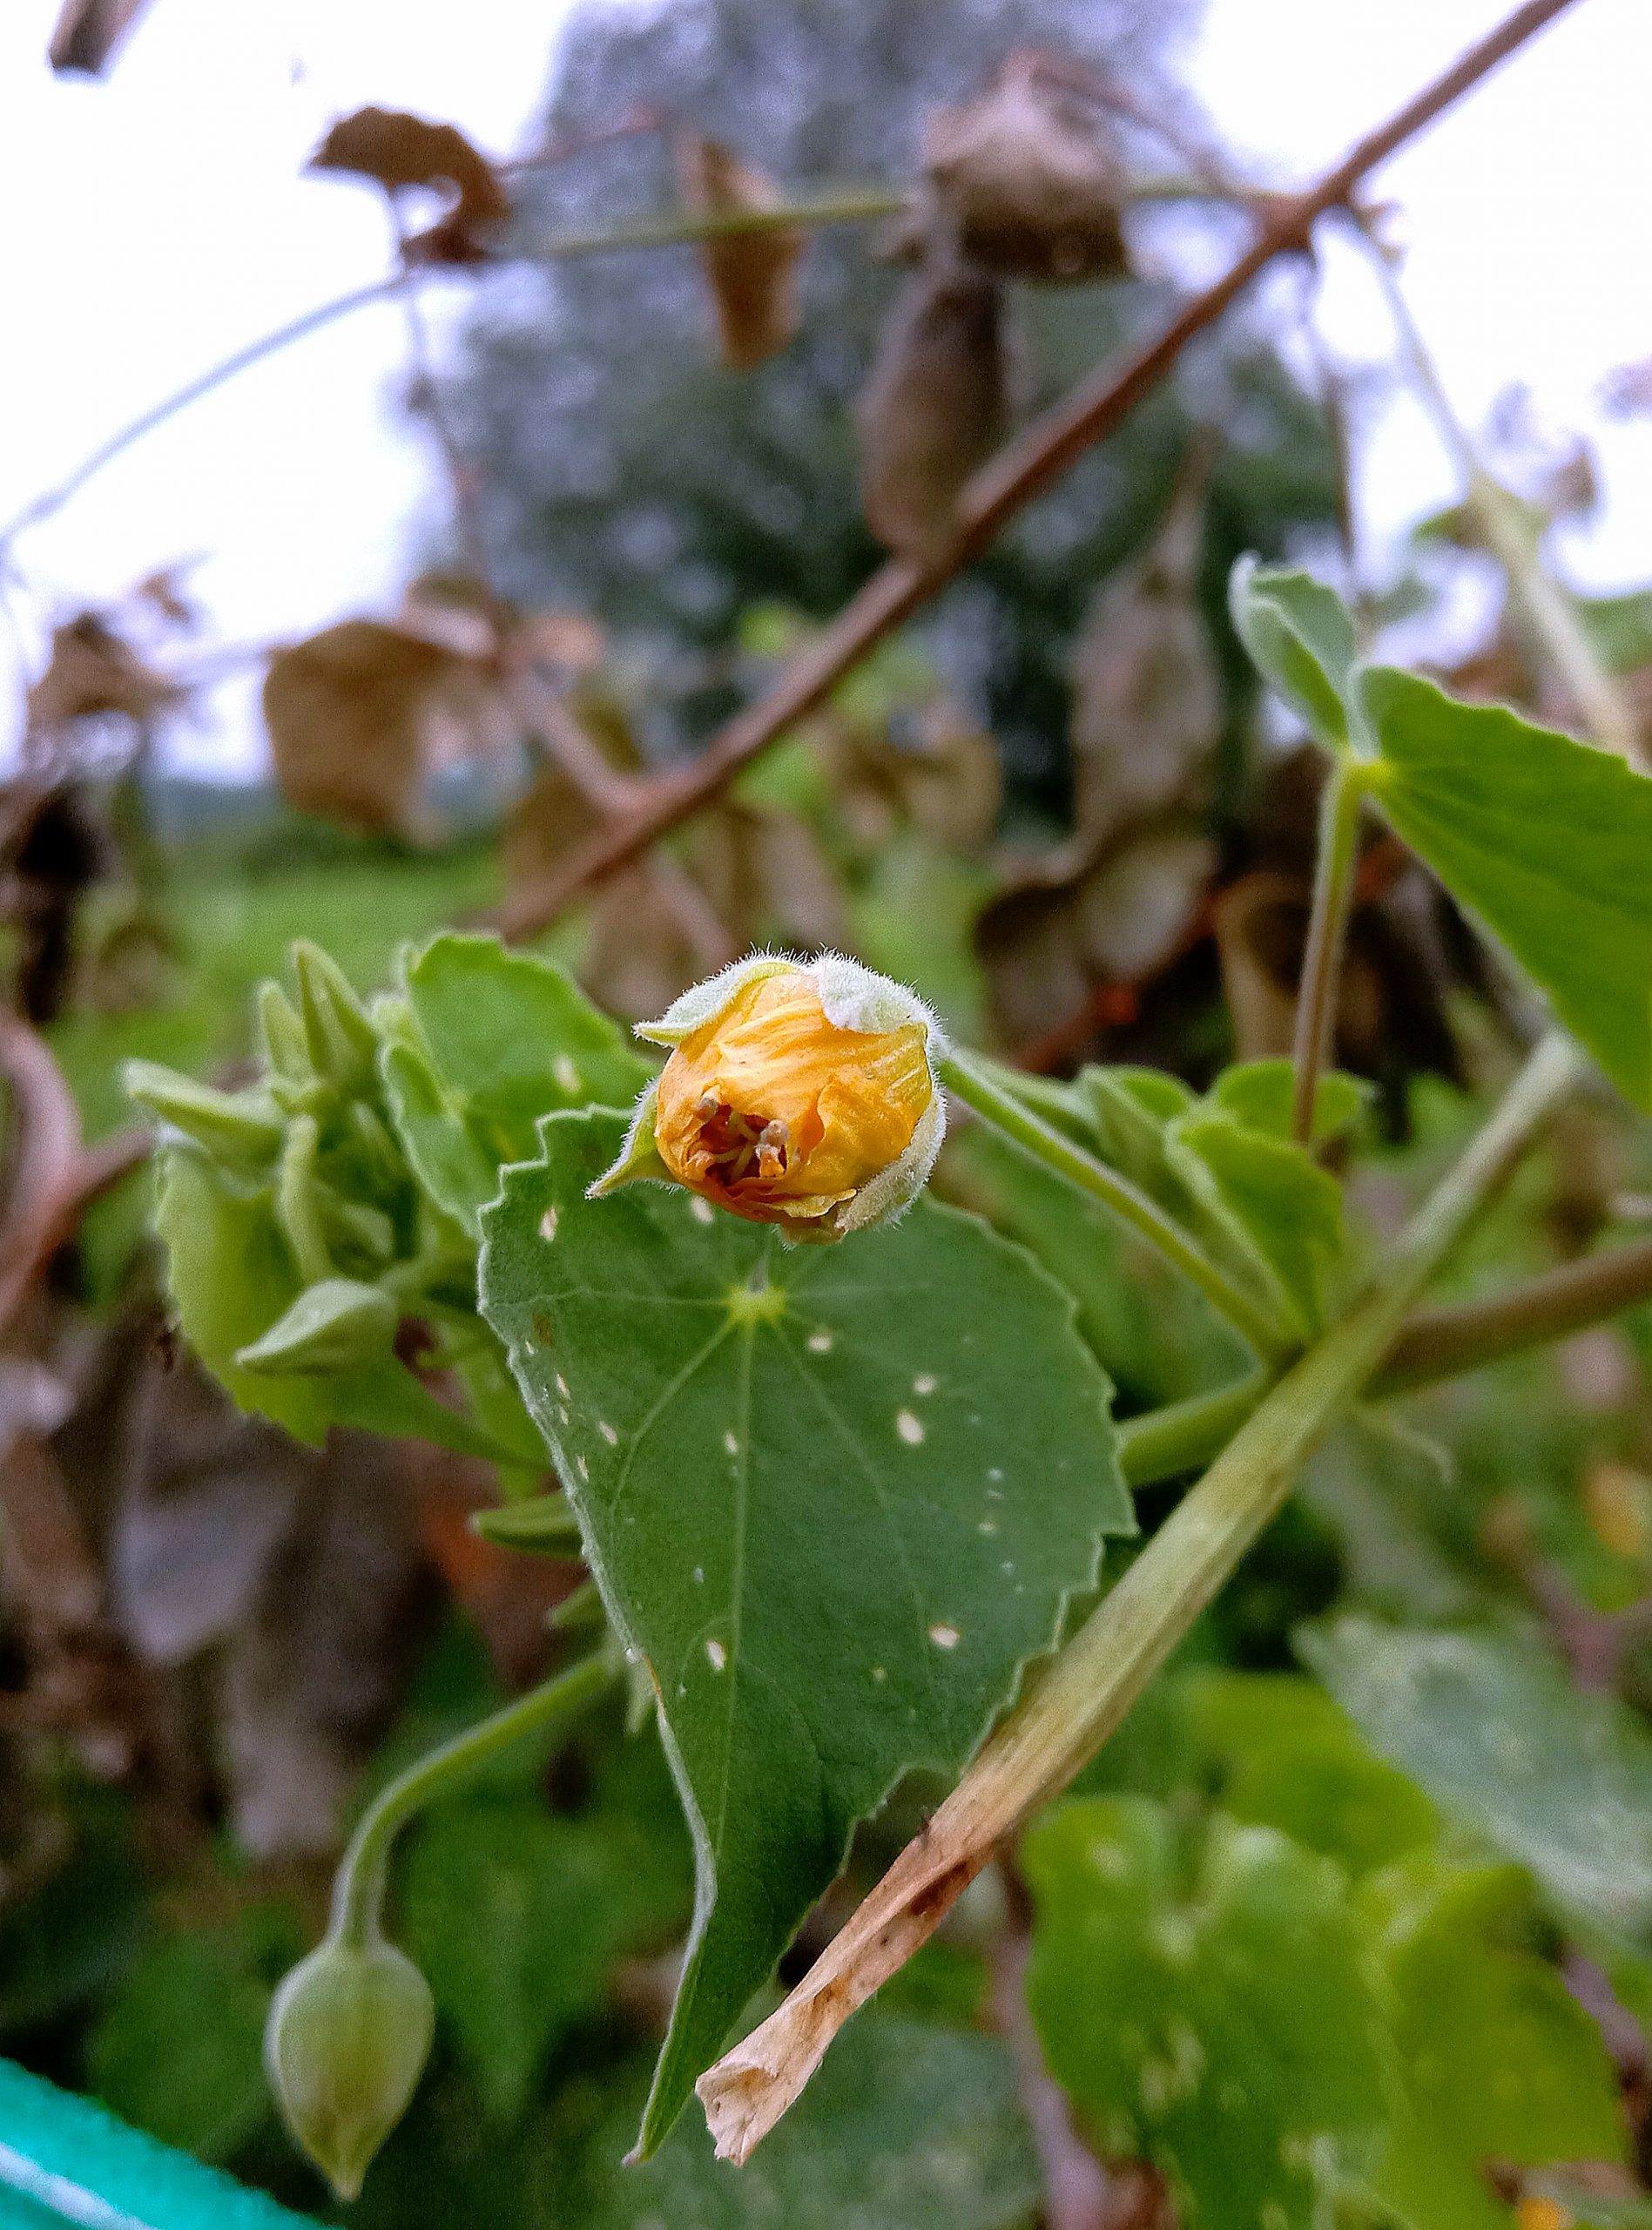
125 1059 285 1160
379 935 653 1237
1207 1059 1368 1145
479 1109 1129 2151
1023 1796 1390 2228
1229 555 1358 748
379 1040 501 1238
152 1145 508 1460
1363 1854 1629 2230
235 1277 397 1376
1302 1618 1652 1983
1164 1112 1346 1339
1361 664 1652 1108
1183 1670 1439 1878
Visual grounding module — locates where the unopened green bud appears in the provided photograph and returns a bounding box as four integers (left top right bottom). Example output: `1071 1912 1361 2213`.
265 1934 434 2200
124 1060 284 1162
236 1278 397 1375
469 1495 583 1552
320 1194 398 1267
257 980 314 1086
293 943 381 1093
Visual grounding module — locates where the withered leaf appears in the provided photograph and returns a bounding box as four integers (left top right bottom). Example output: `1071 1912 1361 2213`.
308 106 509 264
690 801 847 952
858 266 1008 564
262 618 503 839
26 613 178 734
977 825 1213 1050
1069 506 1221 844
47 0 151 75
676 134 803 370
923 68 1129 285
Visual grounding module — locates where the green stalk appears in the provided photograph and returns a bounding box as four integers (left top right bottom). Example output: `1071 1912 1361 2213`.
941 1048 1290 1364
1291 758 1367 1144
331 1651 616 1948
946 1031 1578 1828
698 1031 1581 2164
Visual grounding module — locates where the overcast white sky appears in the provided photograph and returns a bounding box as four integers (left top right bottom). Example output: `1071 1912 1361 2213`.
2 0 1649 776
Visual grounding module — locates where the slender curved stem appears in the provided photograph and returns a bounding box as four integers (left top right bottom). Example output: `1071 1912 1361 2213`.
941 1048 1291 1363
1291 759 1367 1144
331 1650 617 1947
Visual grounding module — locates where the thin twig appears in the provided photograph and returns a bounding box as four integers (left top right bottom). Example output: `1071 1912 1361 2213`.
499 0 1589 943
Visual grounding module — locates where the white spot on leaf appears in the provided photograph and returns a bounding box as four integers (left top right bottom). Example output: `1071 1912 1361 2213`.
539 1205 559 1242
706 1639 727 1672
724 1430 739 1457
598 1420 619 1446
806 1328 833 1355
556 1375 570 1400
553 1054 582 1095
928 1624 961 1650
690 1196 715 1225
913 1373 937 1396
896 1409 925 1446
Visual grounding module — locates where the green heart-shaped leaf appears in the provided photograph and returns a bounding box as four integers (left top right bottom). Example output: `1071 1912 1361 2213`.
478 1108 1130 2150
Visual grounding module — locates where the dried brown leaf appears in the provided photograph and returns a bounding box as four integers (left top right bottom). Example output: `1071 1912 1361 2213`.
1069 495 1220 844
676 134 803 370
579 861 733 1024
262 618 505 838
1210 870 1305 1061
858 267 1008 564
308 106 509 264
25 613 178 734
976 825 1212 1048
47 0 151 75
813 694 1001 853
923 69 1129 285
691 801 847 952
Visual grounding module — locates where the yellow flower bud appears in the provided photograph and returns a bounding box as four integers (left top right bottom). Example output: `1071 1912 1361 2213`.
592 956 946 1242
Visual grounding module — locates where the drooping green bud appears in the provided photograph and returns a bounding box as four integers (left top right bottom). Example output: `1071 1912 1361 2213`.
264 1934 435 2200
236 1278 398 1375
124 1060 285 1162
293 942 381 1094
